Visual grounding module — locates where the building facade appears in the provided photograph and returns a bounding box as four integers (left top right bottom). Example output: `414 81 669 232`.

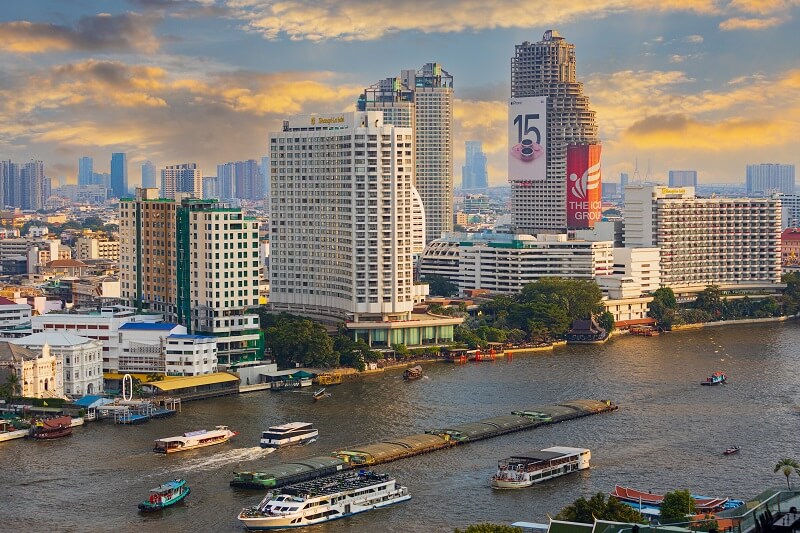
746 163 795 196
0 342 64 399
217 160 263 200
510 30 600 233
668 170 698 188
358 63 454 243
141 160 156 189
110 152 128 198
161 163 202 199
624 185 782 294
76 236 120 261
78 157 94 186
462 140 488 190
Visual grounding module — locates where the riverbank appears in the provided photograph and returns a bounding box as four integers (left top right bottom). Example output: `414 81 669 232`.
670 315 796 331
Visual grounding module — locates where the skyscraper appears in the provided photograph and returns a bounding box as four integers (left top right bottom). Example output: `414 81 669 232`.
668 170 698 188
261 155 270 203
746 163 795 196
462 141 489 190
110 152 128 198
217 160 262 200
141 160 156 189
359 63 453 243
21 160 46 210
119 188 262 365
0 160 19 208
78 157 93 186
510 30 600 233
160 163 202 199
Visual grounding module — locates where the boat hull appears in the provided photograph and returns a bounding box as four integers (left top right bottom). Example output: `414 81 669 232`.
138 487 191 512
260 435 317 449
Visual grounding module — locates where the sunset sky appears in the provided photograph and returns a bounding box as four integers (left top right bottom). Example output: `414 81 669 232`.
1 0 799 187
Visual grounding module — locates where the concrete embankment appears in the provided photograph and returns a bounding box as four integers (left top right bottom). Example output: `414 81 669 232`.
670 315 796 331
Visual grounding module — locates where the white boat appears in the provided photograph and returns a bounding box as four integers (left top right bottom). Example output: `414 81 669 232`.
491 446 590 489
237 470 410 530
153 425 238 454
260 422 318 449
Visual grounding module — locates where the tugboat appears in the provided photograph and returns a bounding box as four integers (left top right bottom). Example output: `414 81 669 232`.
723 445 741 455
28 416 73 440
403 365 423 381
701 371 727 386
138 479 190 512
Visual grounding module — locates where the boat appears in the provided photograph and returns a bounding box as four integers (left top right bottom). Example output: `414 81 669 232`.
28 415 73 440
260 422 318 449
237 470 410 530
403 365 423 381
723 445 741 455
313 388 328 401
138 479 191 512
491 446 590 489
701 371 727 386
610 485 744 512
153 425 237 453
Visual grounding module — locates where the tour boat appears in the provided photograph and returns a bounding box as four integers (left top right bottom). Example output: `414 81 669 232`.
28 415 73 440
138 479 190 512
491 446 590 489
723 445 741 455
153 425 237 453
312 388 328 401
701 371 727 386
260 422 318 449
610 485 743 512
237 470 410 530
403 365 423 381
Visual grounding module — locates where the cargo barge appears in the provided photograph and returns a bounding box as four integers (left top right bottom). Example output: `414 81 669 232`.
230 399 616 489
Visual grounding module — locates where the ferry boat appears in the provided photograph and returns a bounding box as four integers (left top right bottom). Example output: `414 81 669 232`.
153 425 237 453
491 446 590 489
138 479 191 512
403 365 423 381
701 371 727 386
260 422 318 449
611 485 744 512
237 470 410 530
28 415 73 440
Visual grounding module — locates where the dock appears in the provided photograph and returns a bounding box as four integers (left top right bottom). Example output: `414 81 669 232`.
230 399 616 490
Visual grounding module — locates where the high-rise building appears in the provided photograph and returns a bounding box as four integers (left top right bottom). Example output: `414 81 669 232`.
359 63 453 243
78 157 93 186
0 160 19 208
217 160 263 200
141 160 156 189
161 163 202 199
119 188 262 365
261 156 270 203
21 160 46 211
462 141 489 190
668 170 698 188
624 185 781 295
510 30 599 233
746 163 795 196
110 152 128 198
202 176 218 198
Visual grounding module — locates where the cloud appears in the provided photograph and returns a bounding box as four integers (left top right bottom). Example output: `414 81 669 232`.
0 13 161 54
127 0 230 17
683 34 704 43
719 16 784 30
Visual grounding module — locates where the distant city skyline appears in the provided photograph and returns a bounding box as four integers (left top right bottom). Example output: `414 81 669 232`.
0 2 798 187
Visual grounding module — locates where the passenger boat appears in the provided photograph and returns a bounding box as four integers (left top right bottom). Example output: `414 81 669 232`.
701 371 727 386
237 470 410 530
610 485 743 512
28 415 73 440
723 445 741 455
491 446 590 489
153 425 237 453
312 388 328 402
403 365 423 381
260 422 318 449
138 478 190 512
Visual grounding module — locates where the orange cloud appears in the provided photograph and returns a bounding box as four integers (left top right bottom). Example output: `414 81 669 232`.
719 16 784 30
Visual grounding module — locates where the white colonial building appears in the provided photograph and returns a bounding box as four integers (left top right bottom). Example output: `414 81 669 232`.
0 342 64 399
11 332 103 397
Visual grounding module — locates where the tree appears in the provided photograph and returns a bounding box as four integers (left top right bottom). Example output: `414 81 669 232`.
597 311 616 334
392 343 409 359
782 272 800 315
660 490 696 524
1 372 21 402
694 285 724 318
652 287 677 309
454 525 522 533
555 492 646 524
774 458 800 490
263 313 337 368
422 275 459 297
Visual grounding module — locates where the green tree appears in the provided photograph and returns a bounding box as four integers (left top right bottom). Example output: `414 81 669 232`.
263 313 337 368
660 490 696 524
422 275 459 297
506 329 526 344
597 311 616 334
392 343 410 359
454 525 522 533
518 278 604 321
782 272 800 315
652 287 677 309
454 325 486 349
1 372 21 402
774 458 800 489
694 285 724 318
555 492 646 524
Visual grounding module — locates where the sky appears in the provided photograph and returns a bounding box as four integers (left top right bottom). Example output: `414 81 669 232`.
1 0 799 188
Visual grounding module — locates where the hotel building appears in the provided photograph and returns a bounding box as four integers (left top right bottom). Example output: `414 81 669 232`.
624 185 782 295
510 30 599 233
746 163 795 196
160 163 202 199
119 188 262 365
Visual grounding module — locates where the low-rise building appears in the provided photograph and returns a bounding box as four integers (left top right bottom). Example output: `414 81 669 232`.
0 342 64 399
76 236 120 261
781 228 800 267
117 323 218 376
0 296 32 329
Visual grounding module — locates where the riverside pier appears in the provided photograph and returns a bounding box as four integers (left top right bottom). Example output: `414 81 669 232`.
230 398 616 489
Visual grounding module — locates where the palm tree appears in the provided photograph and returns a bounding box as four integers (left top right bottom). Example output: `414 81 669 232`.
774 458 800 489
3 372 21 402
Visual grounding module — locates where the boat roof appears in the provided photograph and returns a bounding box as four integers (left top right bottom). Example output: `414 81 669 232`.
267 422 313 431
280 471 392 499
150 479 186 493
505 447 588 462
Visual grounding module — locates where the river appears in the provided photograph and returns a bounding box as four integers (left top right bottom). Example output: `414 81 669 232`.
2 322 799 532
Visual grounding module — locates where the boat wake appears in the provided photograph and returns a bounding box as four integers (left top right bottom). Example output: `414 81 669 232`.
168 447 276 473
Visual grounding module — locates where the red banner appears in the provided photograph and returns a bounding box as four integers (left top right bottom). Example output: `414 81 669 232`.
567 144 602 229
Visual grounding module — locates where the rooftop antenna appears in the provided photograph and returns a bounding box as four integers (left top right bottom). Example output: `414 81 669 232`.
646 159 653 182
632 157 641 182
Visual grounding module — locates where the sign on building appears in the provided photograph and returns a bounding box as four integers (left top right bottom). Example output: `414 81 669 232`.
566 144 602 228
508 97 547 182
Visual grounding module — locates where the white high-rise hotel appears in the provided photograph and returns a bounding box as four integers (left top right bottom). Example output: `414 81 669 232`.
269 111 422 322
510 31 599 233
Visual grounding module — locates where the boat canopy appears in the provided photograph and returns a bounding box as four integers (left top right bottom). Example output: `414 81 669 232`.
151 479 185 493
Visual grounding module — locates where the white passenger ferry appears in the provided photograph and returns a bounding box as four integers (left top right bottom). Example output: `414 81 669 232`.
491 446 590 489
237 470 410 530
153 425 238 454
260 422 318 449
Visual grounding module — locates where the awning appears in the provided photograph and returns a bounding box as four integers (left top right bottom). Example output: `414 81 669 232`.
144 373 239 392
615 318 656 327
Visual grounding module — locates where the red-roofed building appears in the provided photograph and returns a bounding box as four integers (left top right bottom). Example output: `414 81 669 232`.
0 295 31 330
781 228 800 266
